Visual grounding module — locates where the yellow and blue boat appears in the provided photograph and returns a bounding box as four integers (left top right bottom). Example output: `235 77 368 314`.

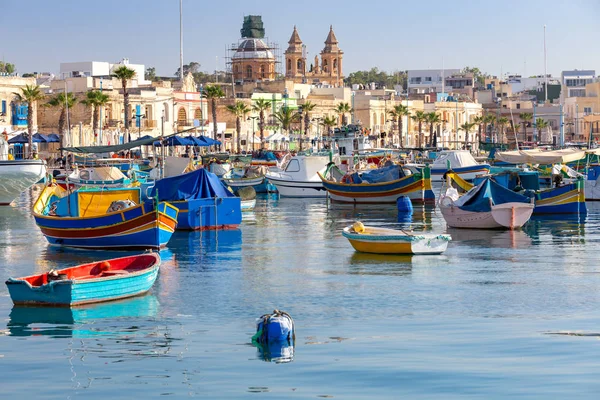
319 165 435 204
342 222 451 255
5 254 161 306
33 184 178 249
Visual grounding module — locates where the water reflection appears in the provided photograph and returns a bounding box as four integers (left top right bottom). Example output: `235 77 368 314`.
524 214 587 244
7 295 160 338
253 340 294 363
447 228 533 249
167 229 242 255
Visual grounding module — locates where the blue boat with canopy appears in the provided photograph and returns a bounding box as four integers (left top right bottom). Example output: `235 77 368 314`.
146 168 241 230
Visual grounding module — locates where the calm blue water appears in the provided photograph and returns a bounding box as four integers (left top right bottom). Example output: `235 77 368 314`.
2 186 600 398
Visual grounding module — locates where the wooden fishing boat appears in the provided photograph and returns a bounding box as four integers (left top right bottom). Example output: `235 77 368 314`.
5 254 161 306
55 166 129 190
342 222 451 255
33 184 178 249
319 165 435 204
146 169 241 231
439 175 534 229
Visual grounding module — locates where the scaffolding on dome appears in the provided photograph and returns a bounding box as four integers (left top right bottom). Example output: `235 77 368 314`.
225 39 281 83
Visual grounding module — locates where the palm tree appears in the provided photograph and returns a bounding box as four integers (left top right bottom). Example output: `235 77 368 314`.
226 101 251 154
112 65 137 142
300 101 316 152
411 110 427 148
519 112 533 143
322 116 337 138
484 114 496 143
80 90 110 142
272 107 301 137
45 92 76 147
425 112 442 147
460 122 476 149
496 117 509 144
535 118 549 143
252 98 272 149
473 115 485 146
13 84 44 158
202 85 225 146
335 102 352 127
388 104 410 148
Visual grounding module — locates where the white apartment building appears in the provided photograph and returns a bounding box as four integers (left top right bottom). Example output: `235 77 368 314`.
561 69 596 99
407 69 460 94
60 58 150 85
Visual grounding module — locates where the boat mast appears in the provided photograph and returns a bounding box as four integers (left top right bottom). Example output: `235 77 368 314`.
179 0 184 83
544 25 548 104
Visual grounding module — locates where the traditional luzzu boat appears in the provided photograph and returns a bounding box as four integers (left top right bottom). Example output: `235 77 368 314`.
488 148 588 214
55 166 130 190
342 222 451 255
318 164 436 204
146 168 242 230
5 254 160 306
439 174 535 229
33 184 178 249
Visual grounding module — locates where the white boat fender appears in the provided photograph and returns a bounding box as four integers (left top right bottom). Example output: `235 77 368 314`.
252 309 295 344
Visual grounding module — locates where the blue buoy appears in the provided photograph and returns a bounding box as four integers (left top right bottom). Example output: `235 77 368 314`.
252 309 295 344
396 196 413 214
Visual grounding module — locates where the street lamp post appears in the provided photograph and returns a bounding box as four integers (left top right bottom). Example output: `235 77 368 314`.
386 119 394 147
247 116 258 152
131 113 146 142
161 110 165 179
312 117 323 151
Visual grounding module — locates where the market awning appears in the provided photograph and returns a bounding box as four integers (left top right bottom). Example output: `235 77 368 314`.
60 128 195 154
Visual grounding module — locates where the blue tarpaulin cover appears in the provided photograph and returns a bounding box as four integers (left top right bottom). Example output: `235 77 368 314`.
459 177 531 213
150 168 235 201
361 165 404 183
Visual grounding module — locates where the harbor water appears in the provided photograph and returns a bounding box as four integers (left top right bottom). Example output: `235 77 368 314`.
2 186 600 398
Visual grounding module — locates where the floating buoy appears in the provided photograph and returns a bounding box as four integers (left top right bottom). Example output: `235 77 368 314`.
352 221 365 233
396 196 413 214
252 309 295 344
236 186 256 201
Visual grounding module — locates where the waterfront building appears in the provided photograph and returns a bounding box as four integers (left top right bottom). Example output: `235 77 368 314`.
230 16 277 84
563 82 600 143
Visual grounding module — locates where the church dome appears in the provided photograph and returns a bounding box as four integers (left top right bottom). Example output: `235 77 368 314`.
232 38 274 60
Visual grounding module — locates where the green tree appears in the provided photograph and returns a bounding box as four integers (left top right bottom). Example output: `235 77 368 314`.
496 117 509 144
461 66 490 86
519 112 533 142
13 85 44 158
484 114 496 142
411 110 427 148
203 85 225 143
460 122 476 148
300 101 316 152
473 115 484 145
272 106 301 136
335 102 352 126
81 90 110 141
535 118 549 143
112 65 137 141
226 101 251 153
45 92 77 143
175 62 201 79
388 104 410 148
252 98 272 148
145 67 156 81
425 112 442 147
344 67 407 90
322 116 337 137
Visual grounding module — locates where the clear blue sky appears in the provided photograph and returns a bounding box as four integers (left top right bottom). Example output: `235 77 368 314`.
2 0 599 78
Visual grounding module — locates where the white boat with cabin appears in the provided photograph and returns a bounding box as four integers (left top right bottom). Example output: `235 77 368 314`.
266 155 335 197
0 136 46 205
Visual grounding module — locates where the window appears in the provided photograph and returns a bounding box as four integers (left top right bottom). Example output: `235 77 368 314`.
285 159 300 172
1 100 5 115
261 65 266 78
425 77 432 82
584 107 592 115
297 59 302 71
194 108 202 120
516 103 521 109
287 59 291 72
246 65 253 79
177 107 187 125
